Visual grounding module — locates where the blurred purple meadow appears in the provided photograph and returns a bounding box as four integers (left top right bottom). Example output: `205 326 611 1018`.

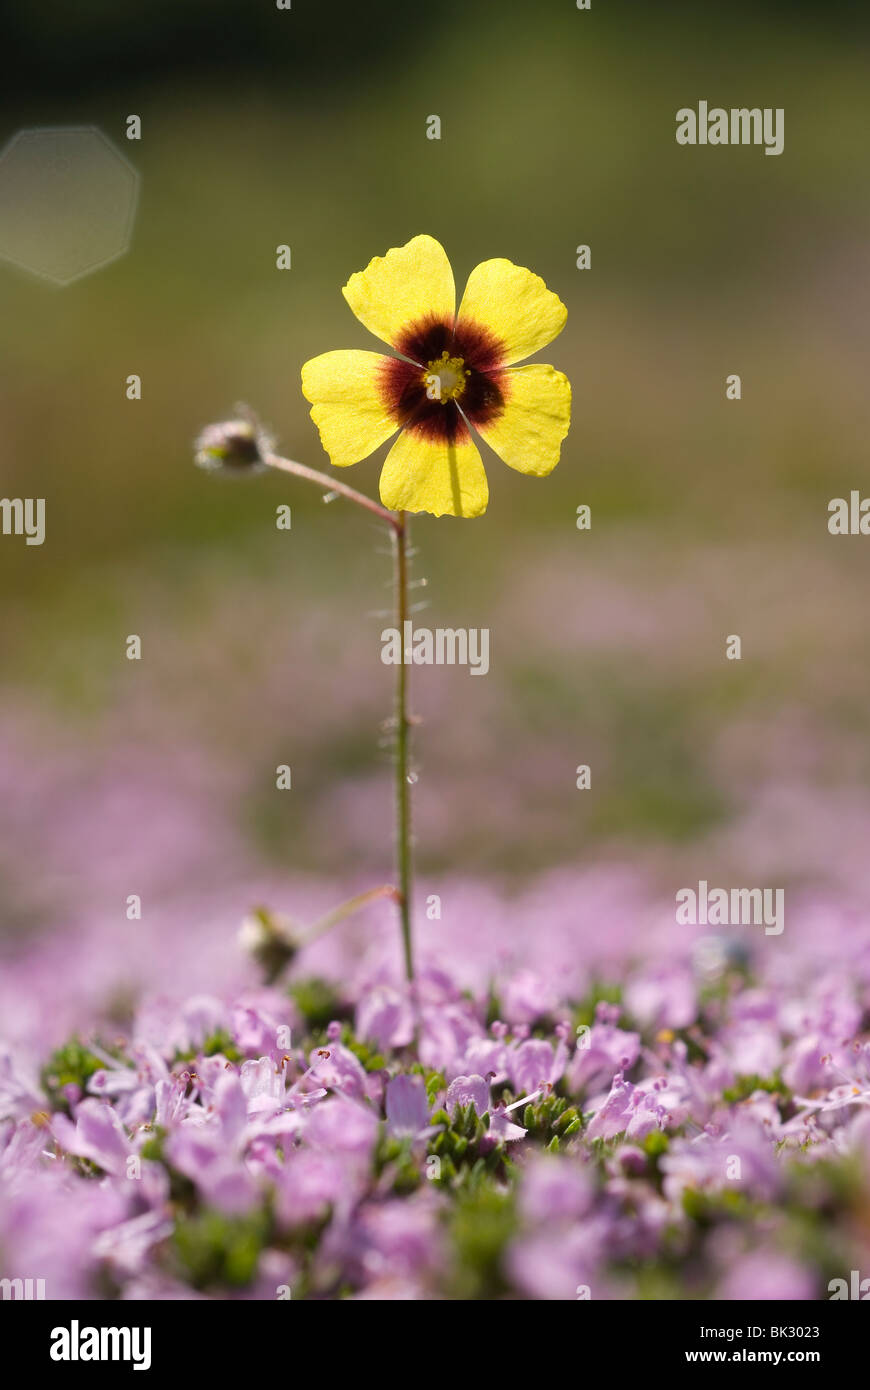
3 815 870 1298
3 532 870 1299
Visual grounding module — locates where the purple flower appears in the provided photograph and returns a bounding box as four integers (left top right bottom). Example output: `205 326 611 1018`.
718 1020 782 1078
275 1148 349 1229
231 989 297 1059
661 1121 779 1203
445 1074 490 1118
717 1252 816 1301
486 1105 528 1144
499 969 559 1026
417 1002 482 1076
52 1098 136 1178
385 1075 433 1141
355 985 414 1051
454 1033 509 1084
238 1055 318 1137
519 1154 592 1223
508 1036 568 1096
507 1226 603 1301
625 963 696 1031
0 1046 45 1121
569 1018 640 1094
0 1165 129 1299
306 1043 368 1101
349 1195 444 1286
92 1208 174 1279
166 1072 259 1214
585 1072 635 1140
137 994 230 1059
304 1096 379 1159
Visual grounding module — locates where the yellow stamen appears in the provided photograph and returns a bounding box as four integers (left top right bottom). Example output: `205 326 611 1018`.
423 350 468 402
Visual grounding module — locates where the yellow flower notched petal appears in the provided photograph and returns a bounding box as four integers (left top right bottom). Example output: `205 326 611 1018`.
477 364 571 476
301 350 398 467
457 258 567 366
379 429 488 518
342 235 455 350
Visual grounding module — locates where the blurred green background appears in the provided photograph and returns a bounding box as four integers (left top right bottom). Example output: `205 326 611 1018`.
2 0 870 937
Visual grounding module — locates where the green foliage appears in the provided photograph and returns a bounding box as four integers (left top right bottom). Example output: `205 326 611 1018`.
424 1070 447 1107
682 1185 754 1226
722 1073 788 1105
643 1130 670 1159
444 1179 518 1299
339 1025 385 1072
375 1132 423 1195
172 1208 270 1291
139 1130 165 1163
521 1091 576 1144
425 1104 507 1185
288 977 347 1031
174 1030 242 1065
40 1037 129 1113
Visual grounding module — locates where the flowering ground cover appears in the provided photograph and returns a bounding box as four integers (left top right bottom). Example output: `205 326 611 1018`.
3 859 870 1301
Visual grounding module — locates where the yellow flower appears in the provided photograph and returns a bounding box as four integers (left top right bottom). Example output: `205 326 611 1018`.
300 235 571 519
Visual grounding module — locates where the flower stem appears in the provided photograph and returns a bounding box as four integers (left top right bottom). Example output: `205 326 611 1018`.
263 447 415 984
303 883 402 946
264 451 401 532
393 512 415 984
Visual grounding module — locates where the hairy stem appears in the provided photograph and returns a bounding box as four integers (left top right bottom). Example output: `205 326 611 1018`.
264 451 401 531
304 883 402 946
393 513 415 984
265 448 416 983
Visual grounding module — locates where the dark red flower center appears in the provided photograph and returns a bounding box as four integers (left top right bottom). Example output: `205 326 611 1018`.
379 314 507 444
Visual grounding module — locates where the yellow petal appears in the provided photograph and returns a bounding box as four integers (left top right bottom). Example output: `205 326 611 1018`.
342 235 455 351
475 364 571 476
301 350 398 467
379 427 488 518
456 259 567 366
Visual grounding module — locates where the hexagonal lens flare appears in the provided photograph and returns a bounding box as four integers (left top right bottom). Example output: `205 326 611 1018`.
0 126 139 286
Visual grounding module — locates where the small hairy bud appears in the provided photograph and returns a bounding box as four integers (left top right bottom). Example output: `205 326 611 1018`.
239 907 300 983
194 413 270 473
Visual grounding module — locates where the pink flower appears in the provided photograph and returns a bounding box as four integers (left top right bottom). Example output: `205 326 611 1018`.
274 1148 349 1229
385 1075 438 1143
486 1106 527 1144
445 1074 490 1117
306 1043 368 1100
52 1098 137 1178
499 969 559 1026
569 1017 640 1094
508 1036 568 1096
519 1154 592 1222
304 1096 379 1159
585 1072 635 1140
717 1252 816 1301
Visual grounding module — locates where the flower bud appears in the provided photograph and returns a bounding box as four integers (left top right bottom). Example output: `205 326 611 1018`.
238 907 300 983
194 414 269 473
